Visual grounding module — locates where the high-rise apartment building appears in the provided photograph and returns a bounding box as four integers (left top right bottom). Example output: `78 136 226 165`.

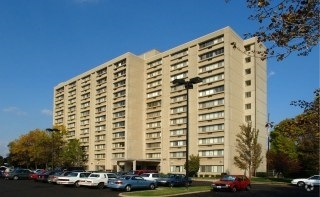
53 26 267 176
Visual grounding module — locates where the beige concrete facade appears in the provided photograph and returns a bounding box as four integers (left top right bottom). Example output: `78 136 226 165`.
53 26 267 176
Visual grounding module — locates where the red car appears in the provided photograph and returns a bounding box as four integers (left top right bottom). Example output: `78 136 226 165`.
211 175 251 192
29 170 46 180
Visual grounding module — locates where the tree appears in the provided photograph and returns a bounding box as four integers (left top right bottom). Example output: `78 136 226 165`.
228 0 319 61
234 123 263 178
268 89 320 176
186 155 200 177
60 139 86 167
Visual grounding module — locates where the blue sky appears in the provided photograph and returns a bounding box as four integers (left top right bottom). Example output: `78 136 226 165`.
0 0 318 157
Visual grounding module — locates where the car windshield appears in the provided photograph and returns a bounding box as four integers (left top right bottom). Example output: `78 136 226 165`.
221 175 236 181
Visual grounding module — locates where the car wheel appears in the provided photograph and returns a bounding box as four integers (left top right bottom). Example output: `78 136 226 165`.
125 185 132 192
97 182 104 189
13 176 19 180
297 181 305 187
246 185 251 191
149 183 155 190
74 181 80 188
231 187 237 192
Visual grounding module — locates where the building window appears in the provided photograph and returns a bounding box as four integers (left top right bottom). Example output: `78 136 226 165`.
245 80 251 86
113 111 125 118
171 95 187 103
245 57 251 63
112 153 125 158
199 98 224 109
199 124 224 133
199 86 224 96
114 100 125 108
244 45 251 51
170 118 187 125
96 115 106 122
113 121 125 128
114 59 126 69
114 70 126 78
147 111 161 118
198 137 224 145
202 73 224 83
114 90 126 98
170 129 186 136
199 149 224 157
170 140 186 147
147 80 161 88
94 154 105 159
146 132 161 139
96 106 106 113
147 121 161 128
171 61 188 70
200 165 224 173
245 103 251 110
96 125 106 131
199 48 224 61
171 49 188 59
97 68 107 76
147 90 161 98
171 72 188 81
146 153 161 159
147 69 162 78
245 91 251 98
199 36 224 49
245 68 251 75
147 100 161 108
199 111 224 120
95 135 105 141
199 61 224 73
170 165 185 172
113 131 125 138
148 59 162 68
170 152 186 158
245 115 251 122
114 80 126 88
170 106 187 114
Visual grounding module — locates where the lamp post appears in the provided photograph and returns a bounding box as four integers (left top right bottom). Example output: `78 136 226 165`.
172 77 202 184
46 128 60 170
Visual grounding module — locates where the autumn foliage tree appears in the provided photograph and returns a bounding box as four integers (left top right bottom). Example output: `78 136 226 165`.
228 0 319 61
234 123 263 178
268 89 320 177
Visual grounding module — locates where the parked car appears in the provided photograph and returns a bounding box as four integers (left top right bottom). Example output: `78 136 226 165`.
29 170 46 180
291 175 320 187
56 171 91 187
108 175 157 192
127 170 158 175
156 173 192 187
48 171 71 184
211 175 251 192
4 169 33 180
36 171 60 183
140 173 160 182
78 172 117 189
0 166 7 177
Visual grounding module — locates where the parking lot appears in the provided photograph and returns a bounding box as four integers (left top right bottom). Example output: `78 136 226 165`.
1 178 319 197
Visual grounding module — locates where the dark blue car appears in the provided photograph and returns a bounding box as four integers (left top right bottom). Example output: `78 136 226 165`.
157 173 192 187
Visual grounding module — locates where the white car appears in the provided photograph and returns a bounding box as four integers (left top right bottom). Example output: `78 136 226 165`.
291 175 320 187
78 172 117 189
140 173 160 182
56 172 91 187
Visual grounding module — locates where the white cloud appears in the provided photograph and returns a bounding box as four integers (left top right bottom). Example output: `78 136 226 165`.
268 71 276 78
3 107 27 116
41 108 52 116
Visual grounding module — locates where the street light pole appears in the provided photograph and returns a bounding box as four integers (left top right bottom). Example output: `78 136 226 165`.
172 77 202 185
46 128 60 170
